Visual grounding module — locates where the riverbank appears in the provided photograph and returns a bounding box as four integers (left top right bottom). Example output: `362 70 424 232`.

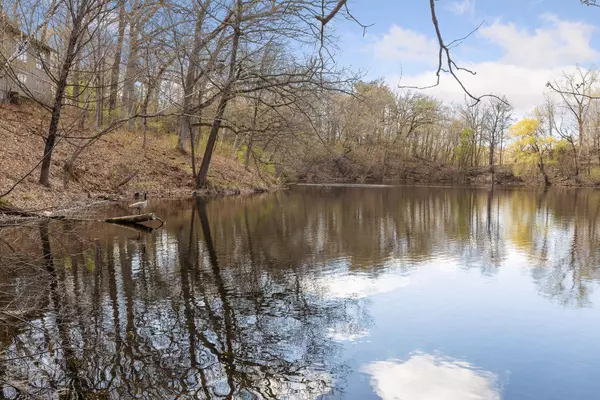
297 156 525 186
2 102 596 217
295 150 600 187
0 103 278 214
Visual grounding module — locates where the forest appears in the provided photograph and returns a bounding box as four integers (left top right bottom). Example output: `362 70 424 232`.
1 0 600 211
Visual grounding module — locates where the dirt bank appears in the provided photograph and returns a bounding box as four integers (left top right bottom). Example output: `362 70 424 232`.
0 103 278 213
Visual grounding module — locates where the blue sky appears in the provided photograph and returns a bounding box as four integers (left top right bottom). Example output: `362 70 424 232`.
332 0 600 114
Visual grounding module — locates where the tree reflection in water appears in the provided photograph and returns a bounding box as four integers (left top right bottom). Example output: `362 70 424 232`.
0 186 600 397
0 201 366 398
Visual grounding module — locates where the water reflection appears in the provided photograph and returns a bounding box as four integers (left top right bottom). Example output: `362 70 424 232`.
309 268 410 299
0 186 600 398
363 353 500 400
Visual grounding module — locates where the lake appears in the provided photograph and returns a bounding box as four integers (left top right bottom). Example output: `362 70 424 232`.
1 185 600 399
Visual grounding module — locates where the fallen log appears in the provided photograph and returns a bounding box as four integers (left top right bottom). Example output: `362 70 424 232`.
105 213 156 224
104 213 164 229
110 221 156 234
1 206 165 230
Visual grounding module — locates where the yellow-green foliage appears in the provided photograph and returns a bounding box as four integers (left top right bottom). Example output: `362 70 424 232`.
454 128 474 167
509 118 555 179
589 167 600 184
165 133 179 148
553 139 571 162
232 144 276 175
552 139 575 174
252 146 275 175
235 144 248 163
147 120 165 130
20 192 37 201
84 250 95 271
513 159 539 179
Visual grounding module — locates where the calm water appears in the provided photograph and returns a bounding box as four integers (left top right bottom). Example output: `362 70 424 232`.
1 185 600 399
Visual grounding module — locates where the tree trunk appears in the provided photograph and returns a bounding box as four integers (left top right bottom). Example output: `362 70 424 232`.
178 115 191 152
195 88 204 146
143 107 148 148
381 146 389 181
122 25 138 129
108 0 126 119
196 96 229 187
245 137 252 169
571 141 580 178
95 60 104 128
39 18 82 187
190 118 196 176
499 135 504 165
538 158 551 187
177 6 207 152
195 0 241 188
489 140 495 186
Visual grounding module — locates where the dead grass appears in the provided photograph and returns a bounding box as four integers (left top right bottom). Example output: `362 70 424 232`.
0 102 277 211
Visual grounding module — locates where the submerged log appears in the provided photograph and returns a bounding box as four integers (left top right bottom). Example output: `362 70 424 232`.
1 205 165 230
104 213 164 230
110 222 156 234
105 213 156 224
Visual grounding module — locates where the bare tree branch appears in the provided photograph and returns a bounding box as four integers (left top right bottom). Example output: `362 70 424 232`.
400 0 507 106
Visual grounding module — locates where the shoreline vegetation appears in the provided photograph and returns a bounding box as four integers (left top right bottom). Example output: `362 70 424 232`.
3 1 600 222
2 73 599 220
2 94 600 221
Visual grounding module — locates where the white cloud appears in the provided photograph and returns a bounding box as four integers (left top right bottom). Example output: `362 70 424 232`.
390 63 578 116
448 0 476 16
479 14 599 68
368 15 599 115
362 353 501 400
371 25 437 64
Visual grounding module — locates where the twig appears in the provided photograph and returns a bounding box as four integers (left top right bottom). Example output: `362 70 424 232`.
315 0 347 26
545 81 600 100
581 0 600 7
400 0 507 106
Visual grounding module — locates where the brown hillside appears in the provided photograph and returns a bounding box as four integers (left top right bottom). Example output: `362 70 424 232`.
0 102 275 211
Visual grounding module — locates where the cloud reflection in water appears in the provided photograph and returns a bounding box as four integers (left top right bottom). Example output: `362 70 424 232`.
363 353 501 400
311 271 410 300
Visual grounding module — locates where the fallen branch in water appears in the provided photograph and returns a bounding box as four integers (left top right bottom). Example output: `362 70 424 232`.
104 213 156 224
104 213 164 229
1 207 164 230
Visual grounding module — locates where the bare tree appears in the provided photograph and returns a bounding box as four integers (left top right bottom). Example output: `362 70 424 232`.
548 67 599 177
483 96 512 174
107 0 127 119
39 0 115 186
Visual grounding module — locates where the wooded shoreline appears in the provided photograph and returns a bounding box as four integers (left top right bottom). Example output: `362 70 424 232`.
4 172 600 225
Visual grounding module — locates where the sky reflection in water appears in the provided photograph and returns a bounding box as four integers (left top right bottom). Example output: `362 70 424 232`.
1 186 600 399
